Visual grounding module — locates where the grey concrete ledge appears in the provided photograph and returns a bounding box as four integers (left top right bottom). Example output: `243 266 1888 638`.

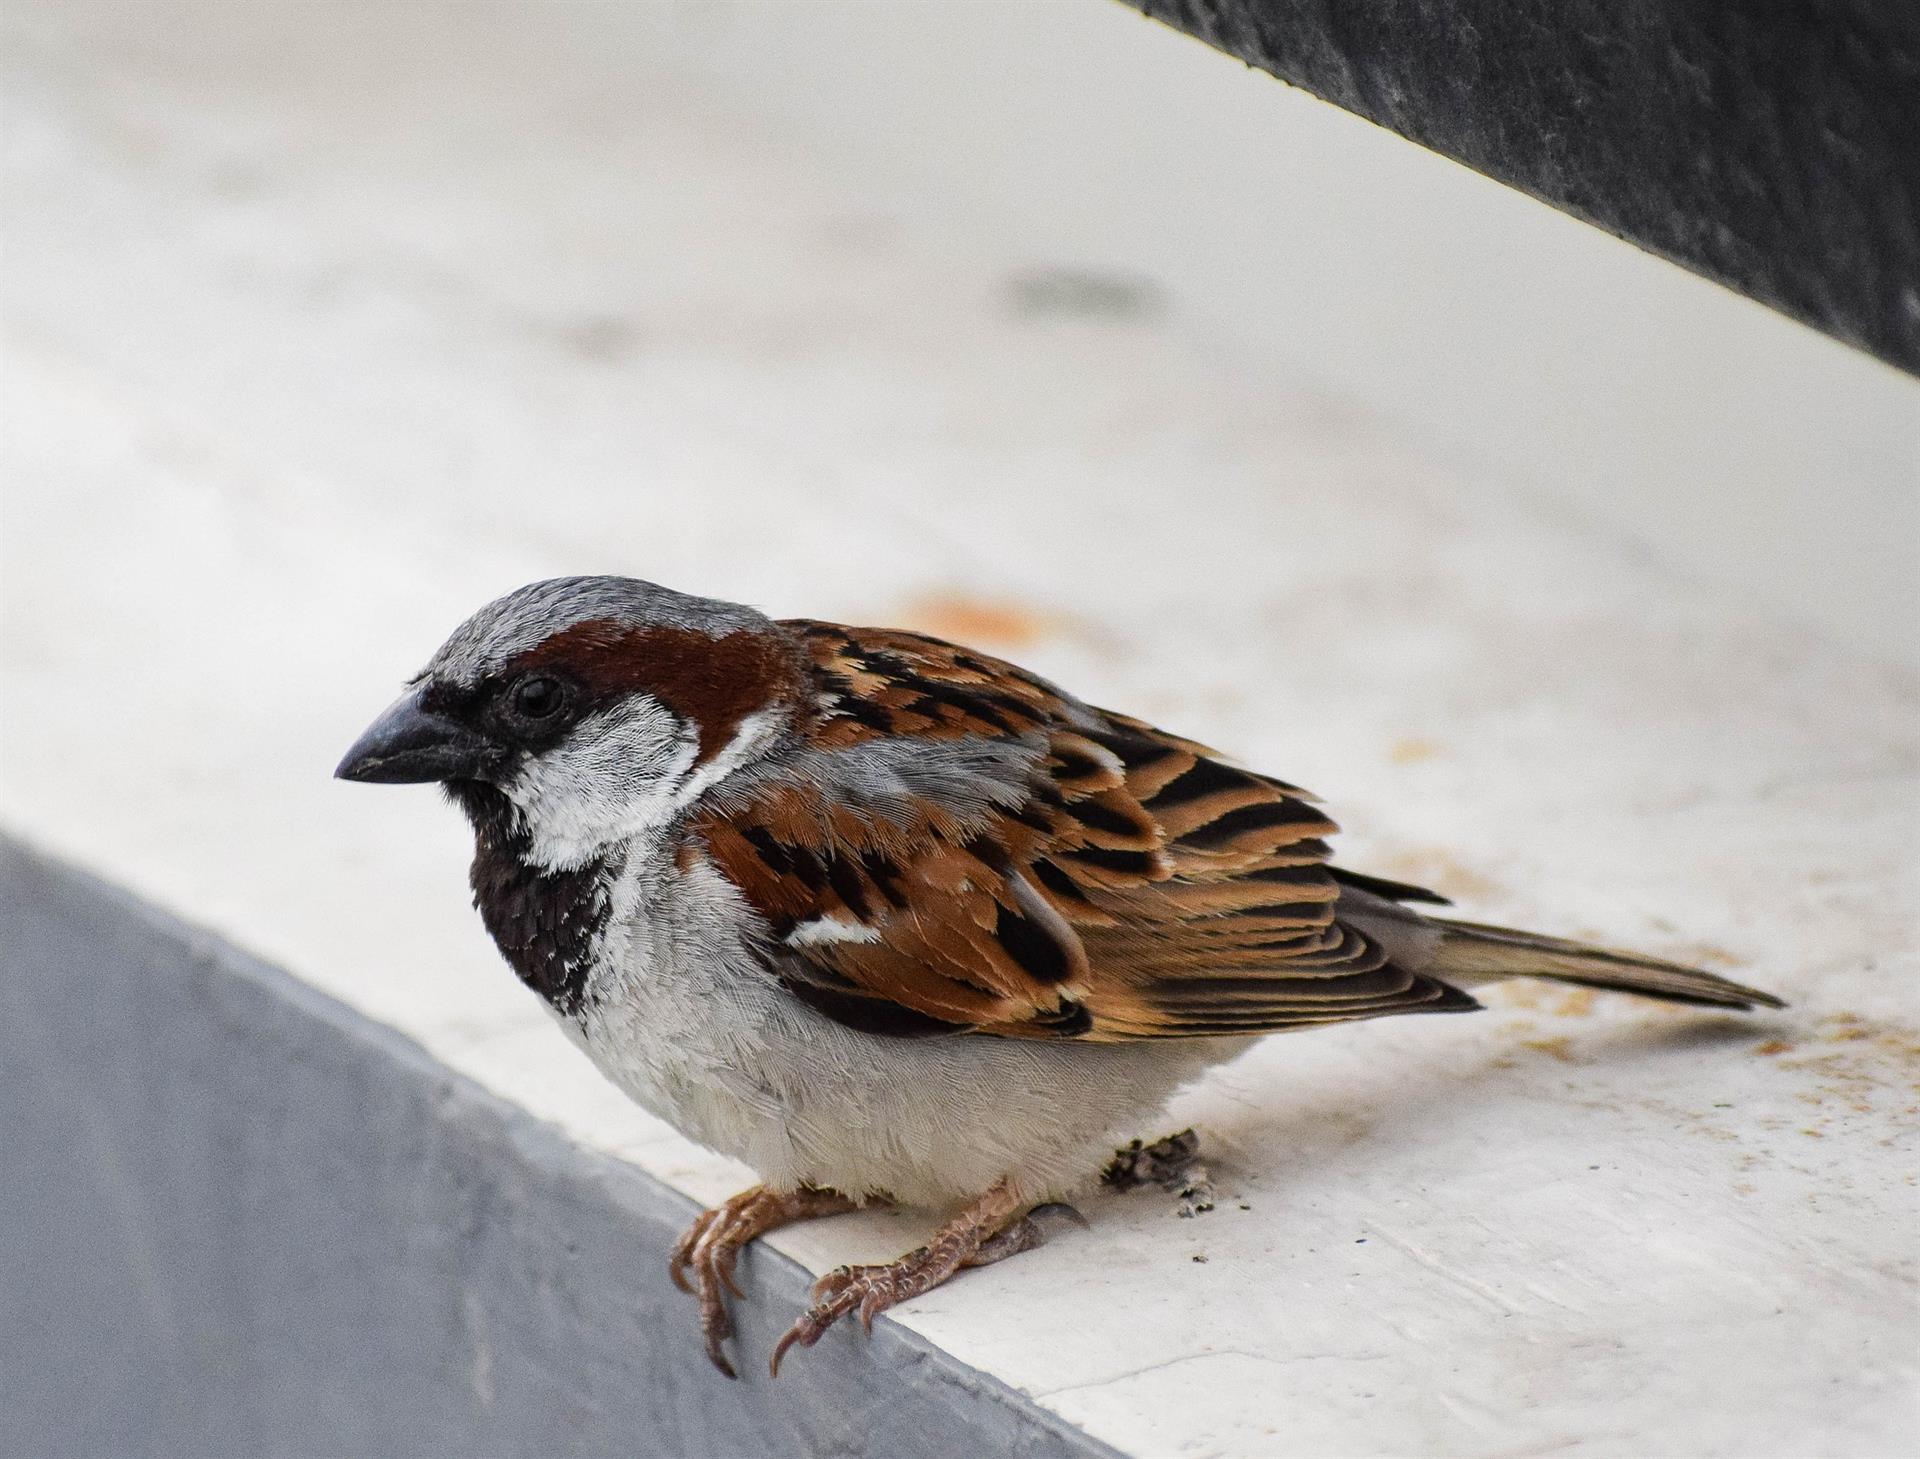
0 835 1120 1459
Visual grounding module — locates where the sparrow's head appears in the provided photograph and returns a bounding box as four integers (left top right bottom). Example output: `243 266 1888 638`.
336 576 807 866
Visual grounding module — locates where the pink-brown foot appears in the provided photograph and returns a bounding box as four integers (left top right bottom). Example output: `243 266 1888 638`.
963 1202 1088 1268
668 1184 859 1379
770 1180 1076 1377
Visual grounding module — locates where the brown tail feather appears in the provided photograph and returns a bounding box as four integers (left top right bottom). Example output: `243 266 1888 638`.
1429 918 1785 1011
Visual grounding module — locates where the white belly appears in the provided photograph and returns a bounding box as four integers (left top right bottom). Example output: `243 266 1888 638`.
563 857 1239 1208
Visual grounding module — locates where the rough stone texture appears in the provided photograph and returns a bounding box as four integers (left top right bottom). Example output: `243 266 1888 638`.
0 838 1117 1459
1128 0 1920 373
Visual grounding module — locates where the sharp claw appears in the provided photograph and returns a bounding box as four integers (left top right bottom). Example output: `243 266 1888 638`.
769 1325 805 1378
701 1313 737 1378
695 1271 735 1379
773 1264 907 1370
1029 1201 1090 1230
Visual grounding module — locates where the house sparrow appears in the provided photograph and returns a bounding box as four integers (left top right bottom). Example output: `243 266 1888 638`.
337 576 1782 1379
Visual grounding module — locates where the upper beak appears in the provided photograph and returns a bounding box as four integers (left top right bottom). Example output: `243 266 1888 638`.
335 687 491 785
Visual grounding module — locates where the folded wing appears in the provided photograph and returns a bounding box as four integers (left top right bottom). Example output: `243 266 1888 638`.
691 622 1476 1042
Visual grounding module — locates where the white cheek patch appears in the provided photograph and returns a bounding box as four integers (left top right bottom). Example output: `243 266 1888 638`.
509 698 697 869
507 702 791 870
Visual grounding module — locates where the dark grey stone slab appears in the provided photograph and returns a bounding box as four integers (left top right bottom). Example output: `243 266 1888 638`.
0 837 1118 1459
1123 0 1920 375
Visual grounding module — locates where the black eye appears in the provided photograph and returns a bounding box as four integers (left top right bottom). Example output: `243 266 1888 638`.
509 674 565 721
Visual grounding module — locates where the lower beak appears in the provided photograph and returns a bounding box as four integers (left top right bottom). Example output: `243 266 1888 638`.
335 688 491 784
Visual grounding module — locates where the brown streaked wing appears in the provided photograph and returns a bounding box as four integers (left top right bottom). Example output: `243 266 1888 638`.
696 623 1476 1042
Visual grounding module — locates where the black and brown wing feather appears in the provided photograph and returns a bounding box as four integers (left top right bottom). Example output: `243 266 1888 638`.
691 623 1477 1042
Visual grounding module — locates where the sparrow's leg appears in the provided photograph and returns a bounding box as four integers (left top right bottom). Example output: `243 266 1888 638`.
669 1184 860 1379
772 1178 1051 1376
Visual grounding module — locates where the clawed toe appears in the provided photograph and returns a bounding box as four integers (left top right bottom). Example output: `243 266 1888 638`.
668 1206 721 1295
770 1179 1083 1376
701 1311 738 1379
769 1238 980 1376
682 1179 1077 1379
668 1185 859 1380
771 1263 896 1375
689 1206 751 1378
669 1206 747 1376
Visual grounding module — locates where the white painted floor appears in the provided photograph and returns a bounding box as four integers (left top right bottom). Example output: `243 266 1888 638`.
5 5 1916 1456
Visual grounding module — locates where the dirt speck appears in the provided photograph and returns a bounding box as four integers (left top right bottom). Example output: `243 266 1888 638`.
1522 1035 1578 1063
1754 1039 1794 1057
1815 1012 1880 1046
1554 987 1598 1019
1388 737 1441 765
548 314 642 363
1680 942 1744 969
900 591 1054 649
1771 1028 1920 1113
1003 267 1163 321
1373 848 1504 903
1489 983 1546 1012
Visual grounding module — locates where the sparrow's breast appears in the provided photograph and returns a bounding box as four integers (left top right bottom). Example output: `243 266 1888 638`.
553 844 1236 1206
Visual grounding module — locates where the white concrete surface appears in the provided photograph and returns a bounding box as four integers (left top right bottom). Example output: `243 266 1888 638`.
4 4 1917 1456
633 0 1920 670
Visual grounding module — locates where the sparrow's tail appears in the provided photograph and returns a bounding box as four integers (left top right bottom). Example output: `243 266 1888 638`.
1426 917 1784 1011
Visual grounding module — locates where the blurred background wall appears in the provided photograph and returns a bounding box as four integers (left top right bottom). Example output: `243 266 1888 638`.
633 1 1919 663
10 0 1913 666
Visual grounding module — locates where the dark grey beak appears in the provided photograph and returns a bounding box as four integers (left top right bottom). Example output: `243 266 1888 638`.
335 688 491 784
